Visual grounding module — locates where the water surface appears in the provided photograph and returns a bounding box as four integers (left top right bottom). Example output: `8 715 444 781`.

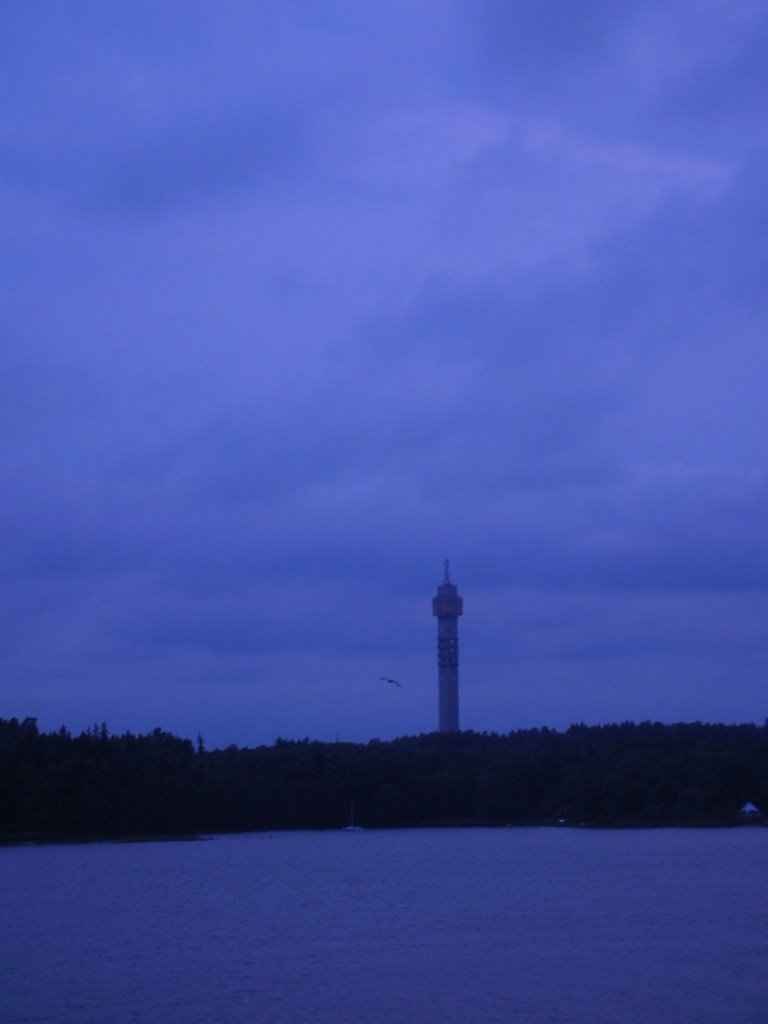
2 828 766 1023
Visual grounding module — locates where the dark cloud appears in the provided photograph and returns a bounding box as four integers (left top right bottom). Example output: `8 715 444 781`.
476 0 637 70
656 23 768 135
94 105 310 214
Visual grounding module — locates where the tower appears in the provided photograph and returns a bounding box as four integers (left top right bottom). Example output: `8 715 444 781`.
432 559 463 732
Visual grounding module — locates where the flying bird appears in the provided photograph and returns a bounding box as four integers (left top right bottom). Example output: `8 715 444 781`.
380 676 402 688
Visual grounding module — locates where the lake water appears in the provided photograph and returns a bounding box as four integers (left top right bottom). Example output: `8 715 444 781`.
2 828 766 1024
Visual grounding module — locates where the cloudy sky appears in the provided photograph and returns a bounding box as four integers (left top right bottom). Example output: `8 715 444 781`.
2 1 766 747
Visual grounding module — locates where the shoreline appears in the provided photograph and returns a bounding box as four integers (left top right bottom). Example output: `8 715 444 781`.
3 819 764 846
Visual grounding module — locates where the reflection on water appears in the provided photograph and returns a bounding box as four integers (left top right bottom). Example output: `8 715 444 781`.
2 828 767 1024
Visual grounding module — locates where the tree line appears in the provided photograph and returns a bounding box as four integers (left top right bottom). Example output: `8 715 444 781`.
1 716 766 839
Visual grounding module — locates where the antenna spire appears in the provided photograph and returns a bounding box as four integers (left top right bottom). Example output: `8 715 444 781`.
444 558 450 583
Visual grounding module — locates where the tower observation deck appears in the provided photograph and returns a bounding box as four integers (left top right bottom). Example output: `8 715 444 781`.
432 560 463 732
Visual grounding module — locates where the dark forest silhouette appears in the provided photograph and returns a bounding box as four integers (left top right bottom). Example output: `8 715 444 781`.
1 716 766 839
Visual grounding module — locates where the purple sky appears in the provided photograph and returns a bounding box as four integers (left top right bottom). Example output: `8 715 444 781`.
2 2 767 747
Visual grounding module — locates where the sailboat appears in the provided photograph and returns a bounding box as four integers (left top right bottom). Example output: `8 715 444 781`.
342 800 364 831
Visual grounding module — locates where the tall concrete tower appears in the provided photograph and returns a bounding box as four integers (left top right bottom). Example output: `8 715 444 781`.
432 559 463 732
